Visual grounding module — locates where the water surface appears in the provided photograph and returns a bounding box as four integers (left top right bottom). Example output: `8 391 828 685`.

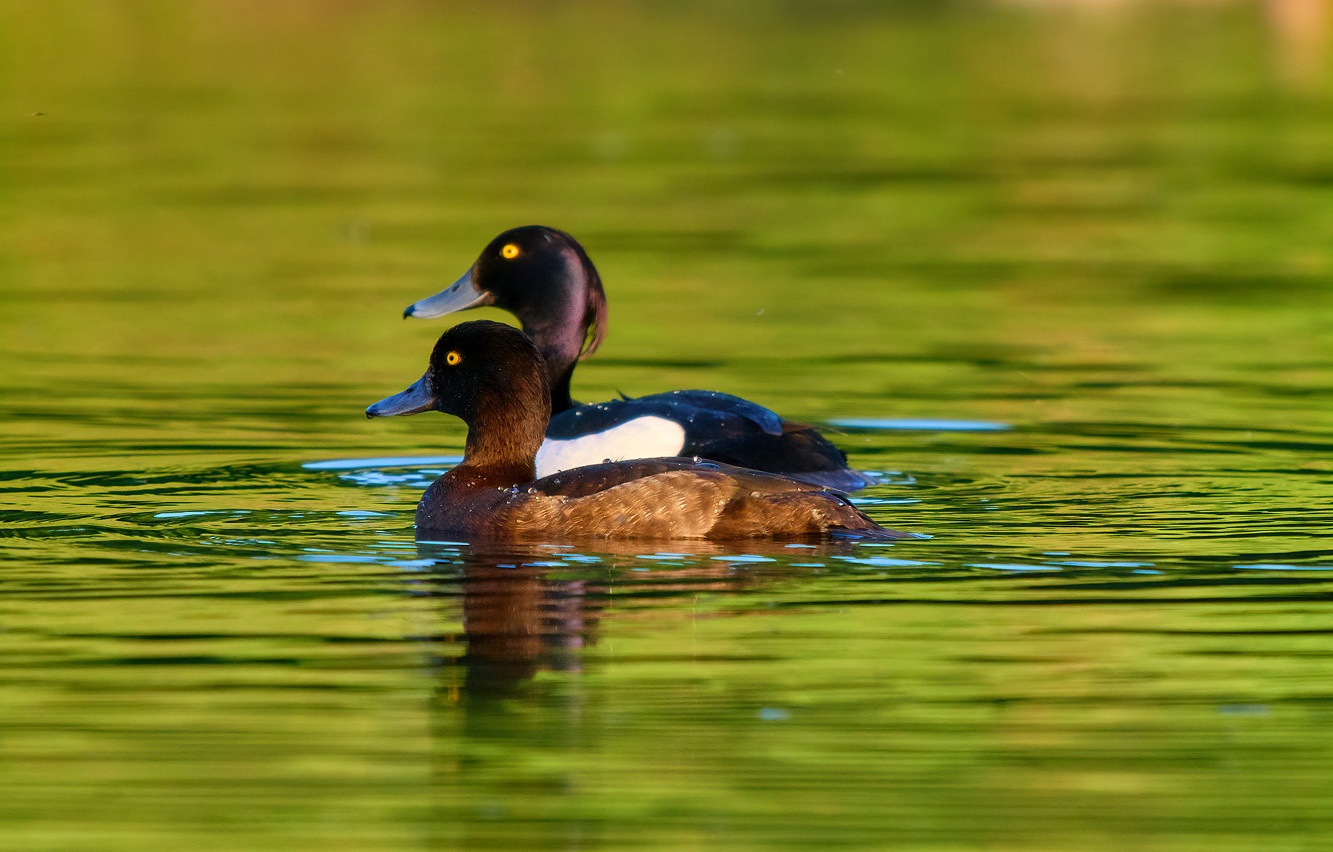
3 2 1333 850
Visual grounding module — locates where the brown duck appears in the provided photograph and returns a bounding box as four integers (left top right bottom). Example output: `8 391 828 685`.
367 320 921 542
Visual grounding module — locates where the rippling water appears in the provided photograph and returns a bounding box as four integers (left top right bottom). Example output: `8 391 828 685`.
4 1 1333 850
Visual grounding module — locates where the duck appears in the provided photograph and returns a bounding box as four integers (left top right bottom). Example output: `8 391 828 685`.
402 226 874 492
366 320 918 542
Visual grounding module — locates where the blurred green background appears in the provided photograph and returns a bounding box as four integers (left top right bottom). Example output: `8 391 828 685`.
5 0 1331 418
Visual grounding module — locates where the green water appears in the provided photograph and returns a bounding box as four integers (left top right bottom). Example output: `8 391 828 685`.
3 1 1333 849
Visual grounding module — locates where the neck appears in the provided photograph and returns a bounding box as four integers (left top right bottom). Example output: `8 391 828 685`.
522 316 583 415
452 386 548 486
534 337 579 413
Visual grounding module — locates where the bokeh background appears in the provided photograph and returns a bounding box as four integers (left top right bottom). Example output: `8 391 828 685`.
3 2 1333 851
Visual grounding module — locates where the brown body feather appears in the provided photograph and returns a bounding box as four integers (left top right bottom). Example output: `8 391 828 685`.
416 457 910 541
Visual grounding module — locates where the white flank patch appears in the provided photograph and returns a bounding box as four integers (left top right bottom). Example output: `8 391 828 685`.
536 416 686 477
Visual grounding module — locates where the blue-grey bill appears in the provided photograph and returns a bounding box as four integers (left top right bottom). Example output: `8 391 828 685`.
403 267 493 318
366 372 436 418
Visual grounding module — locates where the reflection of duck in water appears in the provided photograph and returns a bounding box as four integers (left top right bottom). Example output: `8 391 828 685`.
402 226 873 491
421 540 880 850
422 538 879 699
368 320 921 542
444 550 599 699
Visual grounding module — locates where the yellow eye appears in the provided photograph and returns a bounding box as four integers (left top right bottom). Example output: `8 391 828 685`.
445 351 462 366
501 243 520 259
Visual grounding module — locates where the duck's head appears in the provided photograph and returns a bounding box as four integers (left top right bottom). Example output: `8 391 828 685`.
367 320 551 469
404 226 607 378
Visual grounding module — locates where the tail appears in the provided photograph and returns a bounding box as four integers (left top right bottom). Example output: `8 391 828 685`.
785 468 876 491
764 488 926 541
833 523 929 542
814 486 925 541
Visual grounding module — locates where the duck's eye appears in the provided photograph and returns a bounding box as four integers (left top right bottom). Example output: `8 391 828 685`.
445 351 462 366
500 243 520 260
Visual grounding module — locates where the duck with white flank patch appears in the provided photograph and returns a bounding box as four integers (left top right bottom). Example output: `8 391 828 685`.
403 226 874 491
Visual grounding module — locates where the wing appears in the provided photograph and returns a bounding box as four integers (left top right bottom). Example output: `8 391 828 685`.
483 465 730 539
648 390 785 437
529 457 753 499
524 459 898 539
547 390 785 441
